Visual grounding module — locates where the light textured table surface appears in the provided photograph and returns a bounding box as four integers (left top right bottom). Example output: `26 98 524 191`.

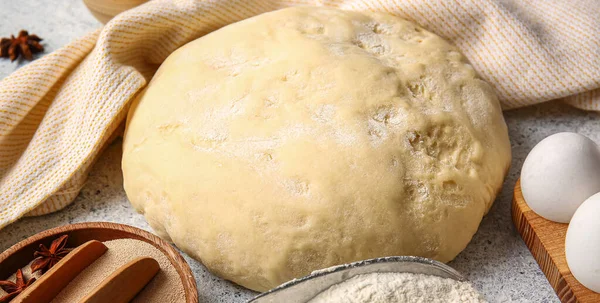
2 1 597 302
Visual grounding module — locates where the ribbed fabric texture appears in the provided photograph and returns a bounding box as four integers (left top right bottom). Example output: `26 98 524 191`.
0 0 599 229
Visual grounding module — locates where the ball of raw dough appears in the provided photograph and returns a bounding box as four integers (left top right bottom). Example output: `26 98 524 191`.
122 7 511 291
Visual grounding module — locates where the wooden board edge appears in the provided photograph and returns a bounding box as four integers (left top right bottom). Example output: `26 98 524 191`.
512 180 578 303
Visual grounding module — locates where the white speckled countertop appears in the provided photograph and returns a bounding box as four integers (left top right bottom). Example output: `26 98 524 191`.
2 1 595 302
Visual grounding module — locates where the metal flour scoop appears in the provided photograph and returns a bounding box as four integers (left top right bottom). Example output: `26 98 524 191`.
249 256 465 303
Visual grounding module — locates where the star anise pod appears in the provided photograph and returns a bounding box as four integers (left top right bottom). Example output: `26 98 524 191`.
0 30 44 61
0 269 36 303
30 235 72 274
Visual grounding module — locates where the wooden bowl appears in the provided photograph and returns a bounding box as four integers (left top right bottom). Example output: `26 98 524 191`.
83 0 149 24
0 222 198 303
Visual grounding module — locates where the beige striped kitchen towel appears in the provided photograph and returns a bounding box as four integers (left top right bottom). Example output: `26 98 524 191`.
1 0 599 229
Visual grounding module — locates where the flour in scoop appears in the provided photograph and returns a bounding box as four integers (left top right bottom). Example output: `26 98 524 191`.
308 272 486 303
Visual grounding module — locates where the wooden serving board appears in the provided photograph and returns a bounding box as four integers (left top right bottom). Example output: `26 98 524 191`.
512 180 600 303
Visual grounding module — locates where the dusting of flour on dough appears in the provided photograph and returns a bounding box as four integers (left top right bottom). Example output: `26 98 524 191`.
122 6 511 292
308 272 486 303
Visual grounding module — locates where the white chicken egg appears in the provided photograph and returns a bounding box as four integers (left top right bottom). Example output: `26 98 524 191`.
521 132 600 223
566 192 600 292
